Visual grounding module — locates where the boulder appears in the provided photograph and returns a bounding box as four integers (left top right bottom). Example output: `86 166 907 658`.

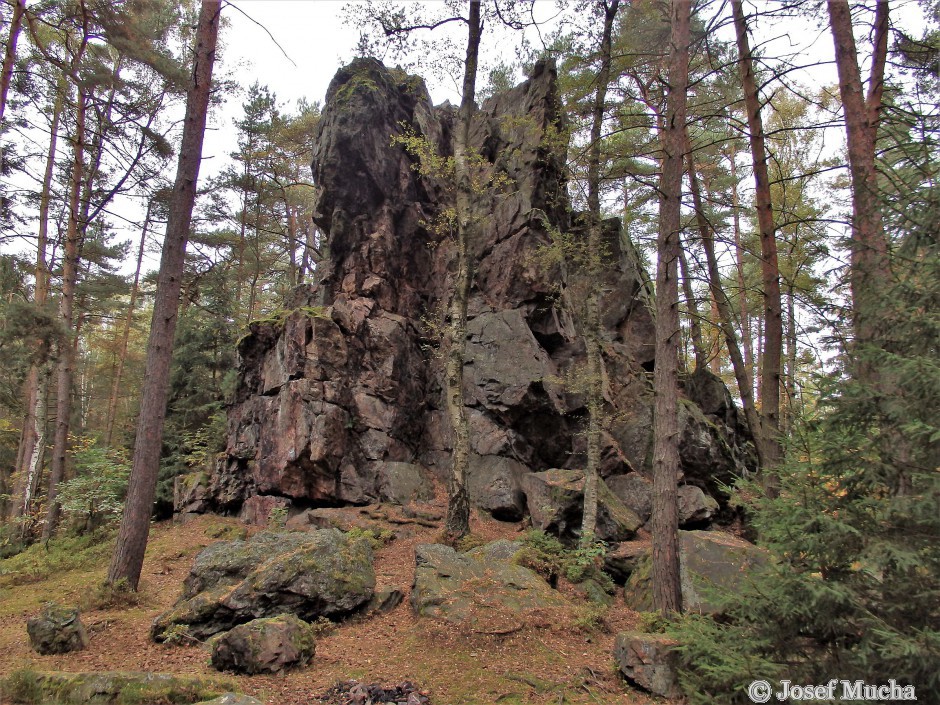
153 529 375 642
606 473 652 524
210 614 316 675
26 603 88 655
624 530 768 614
182 530 314 598
521 469 641 543
0 671 238 705
677 484 719 527
468 455 527 521
614 631 682 699
411 542 565 625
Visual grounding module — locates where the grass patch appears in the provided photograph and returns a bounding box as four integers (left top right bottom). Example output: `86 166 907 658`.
0 529 115 588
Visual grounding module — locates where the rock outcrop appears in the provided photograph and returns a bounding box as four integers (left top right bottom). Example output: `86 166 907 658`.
183 58 754 527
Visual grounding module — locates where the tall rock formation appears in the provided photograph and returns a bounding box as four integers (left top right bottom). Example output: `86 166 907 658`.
186 58 753 524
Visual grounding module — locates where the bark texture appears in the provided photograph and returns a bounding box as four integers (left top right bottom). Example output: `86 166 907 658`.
826 0 891 351
581 0 620 541
731 0 783 483
651 0 690 616
108 0 220 589
443 0 481 540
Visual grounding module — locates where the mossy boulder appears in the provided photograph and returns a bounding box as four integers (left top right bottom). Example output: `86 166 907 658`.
182 530 315 598
153 529 374 642
26 603 88 655
521 469 642 543
623 530 768 614
0 670 237 705
411 541 566 626
210 614 316 675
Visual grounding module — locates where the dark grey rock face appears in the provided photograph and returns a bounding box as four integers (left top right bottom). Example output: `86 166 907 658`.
26 603 88 655
183 58 754 524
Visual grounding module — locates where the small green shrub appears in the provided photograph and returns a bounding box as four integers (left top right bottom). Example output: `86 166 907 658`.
516 530 614 591
573 603 609 632
346 526 395 551
515 530 567 584
308 615 336 638
266 506 289 529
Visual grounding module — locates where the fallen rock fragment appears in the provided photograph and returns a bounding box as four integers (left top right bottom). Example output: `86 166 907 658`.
26 603 88 655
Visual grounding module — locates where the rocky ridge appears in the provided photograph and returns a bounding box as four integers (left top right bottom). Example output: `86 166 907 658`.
179 57 754 529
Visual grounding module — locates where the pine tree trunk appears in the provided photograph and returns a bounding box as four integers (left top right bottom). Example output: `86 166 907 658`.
689 152 766 467
108 0 220 589
651 0 690 616
678 244 706 372
0 0 24 122
580 0 619 541
727 146 755 394
731 0 783 489
826 0 890 355
43 87 87 541
9 82 62 522
444 0 481 541
104 201 152 447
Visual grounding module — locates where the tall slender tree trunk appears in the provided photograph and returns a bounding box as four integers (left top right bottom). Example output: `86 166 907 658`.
651 0 690 617
708 294 722 375
443 0 481 541
826 0 890 354
727 149 755 390
731 0 783 488
678 243 706 372
784 282 798 434
104 201 152 447
9 82 63 523
0 0 24 123
108 0 220 589
688 152 766 467
43 87 87 541
580 0 619 541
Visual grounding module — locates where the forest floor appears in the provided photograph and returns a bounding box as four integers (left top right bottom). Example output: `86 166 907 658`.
0 499 656 705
